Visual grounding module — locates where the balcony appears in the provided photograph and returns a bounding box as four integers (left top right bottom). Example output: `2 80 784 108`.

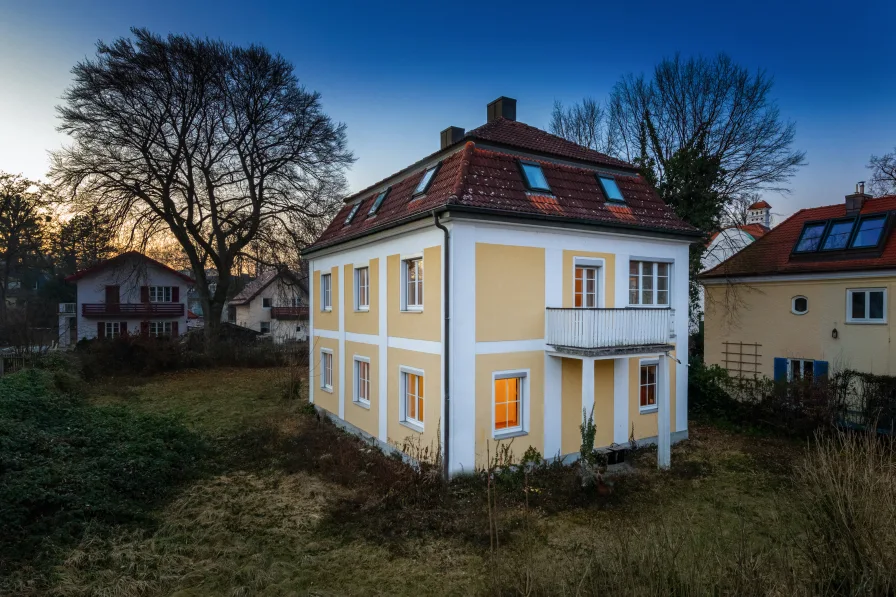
270 306 309 320
546 307 675 356
81 303 185 318
59 303 76 315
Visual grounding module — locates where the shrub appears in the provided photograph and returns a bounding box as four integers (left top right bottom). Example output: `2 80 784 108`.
0 369 204 567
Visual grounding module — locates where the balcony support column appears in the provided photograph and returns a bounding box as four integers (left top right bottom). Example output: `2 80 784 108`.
657 353 671 469
581 356 595 428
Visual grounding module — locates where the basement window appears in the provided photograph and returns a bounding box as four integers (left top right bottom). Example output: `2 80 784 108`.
368 188 390 216
413 164 440 196
519 161 551 193
344 202 361 225
598 176 625 202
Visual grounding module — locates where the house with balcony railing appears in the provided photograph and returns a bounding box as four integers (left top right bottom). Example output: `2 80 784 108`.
228 268 309 343
302 96 701 476
58 252 194 347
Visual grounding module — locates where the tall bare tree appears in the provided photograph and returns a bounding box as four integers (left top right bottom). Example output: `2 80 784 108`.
868 149 896 196
549 98 616 155
51 29 353 340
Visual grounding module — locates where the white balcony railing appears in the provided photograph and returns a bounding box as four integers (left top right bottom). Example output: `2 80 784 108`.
59 303 76 315
546 308 674 350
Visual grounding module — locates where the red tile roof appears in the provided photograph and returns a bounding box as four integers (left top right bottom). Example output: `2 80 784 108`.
65 251 195 284
748 200 772 210
306 119 698 252
701 196 896 279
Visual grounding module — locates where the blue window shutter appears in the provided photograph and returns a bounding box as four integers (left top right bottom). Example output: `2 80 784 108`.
773 358 788 382
815 360 829 379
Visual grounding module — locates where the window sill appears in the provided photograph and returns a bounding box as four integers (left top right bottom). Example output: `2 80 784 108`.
401 308 424 314
353 399 371 410
845 320 887 325
639 407 658 415
399 420 424 433
321 307 332 313
320 386 334 394
493 429 528 440
355 307 370 313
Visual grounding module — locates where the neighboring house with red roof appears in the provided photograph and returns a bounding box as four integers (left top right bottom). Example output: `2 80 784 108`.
302 97 701 476
58 251 194 347
701 185 896 379
228 269 309 343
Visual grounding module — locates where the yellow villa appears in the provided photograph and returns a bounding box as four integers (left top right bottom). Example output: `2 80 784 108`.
702 187 896 381
303 97 700 476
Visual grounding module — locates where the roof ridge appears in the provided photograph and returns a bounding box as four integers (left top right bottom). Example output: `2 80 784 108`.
449 141 475 204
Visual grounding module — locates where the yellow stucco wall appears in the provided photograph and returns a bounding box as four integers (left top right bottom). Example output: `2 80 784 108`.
475 244 546 342
473 351 545 467
593 359 615 447
704 278 896 376
313 267 339 331
386 347 441 457
344 259 379 336
560 357 615 455
313 336 339 415
344 340 379 437
562 251 616 308
387 246 441 342
627 355 677 440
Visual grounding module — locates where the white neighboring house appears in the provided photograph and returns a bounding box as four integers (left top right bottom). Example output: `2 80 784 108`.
228 269 309 343
58 252 194 347
701 201 772 272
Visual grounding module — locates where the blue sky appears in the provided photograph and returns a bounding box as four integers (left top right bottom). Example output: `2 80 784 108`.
1 0 894 221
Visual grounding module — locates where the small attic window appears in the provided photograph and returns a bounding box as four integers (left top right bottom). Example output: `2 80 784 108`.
794 222 827 253
344 203 361 225
519 161 551 193
851 214 888 248
368 188 390 216
413 164 440 196
598 176 625 202
821 218 855 250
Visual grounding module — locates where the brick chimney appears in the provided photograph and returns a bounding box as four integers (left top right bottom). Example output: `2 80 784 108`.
487 96 517 123
845 181 872 215
440 126 465 149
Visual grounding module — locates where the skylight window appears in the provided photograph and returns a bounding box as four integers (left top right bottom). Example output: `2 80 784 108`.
413 164 440 196
368 188 390 216
344 203 361 225
821 219 855 250
794 222 827 253
519 161 551 192
598 176 625 202
851 215 888 248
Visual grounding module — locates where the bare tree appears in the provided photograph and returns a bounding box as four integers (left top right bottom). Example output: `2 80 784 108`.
0 173 48 327
868 149 896 196
549 98 616 155
51 29 353 342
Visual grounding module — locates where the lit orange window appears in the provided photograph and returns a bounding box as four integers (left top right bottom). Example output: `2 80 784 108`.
404 372 424 425
640 363 657 410
574 266 598 308
494 376 523 431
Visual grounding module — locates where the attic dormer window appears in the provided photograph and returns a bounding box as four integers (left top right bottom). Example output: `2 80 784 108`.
598 176 624 202
413 164 440 196
851 214 887 248
821 218 855 250
519 161 551 193
794 222 827 253
368 188 390 216
344 203 361 225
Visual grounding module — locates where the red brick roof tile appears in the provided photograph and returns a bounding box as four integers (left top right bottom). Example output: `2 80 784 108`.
748 200 771 210
701 196 896 278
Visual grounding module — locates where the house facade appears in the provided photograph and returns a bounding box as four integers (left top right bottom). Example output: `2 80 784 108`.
304 97 699 476
59 252 193 347
228 269 309 343
701 187 896 379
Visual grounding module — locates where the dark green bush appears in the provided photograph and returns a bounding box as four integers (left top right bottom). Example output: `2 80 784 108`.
0 369 204 566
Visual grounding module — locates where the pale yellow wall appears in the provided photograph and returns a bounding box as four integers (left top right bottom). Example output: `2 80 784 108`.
313 336 339 415
387 246 441 342
473 351 545 467
627 355 677 440
475 244 545 342
344 258 379 336
560 357 616 456
704 277 896 376
386 347 441 457
313 267 339 332
562 251 616 308
344 340 378 437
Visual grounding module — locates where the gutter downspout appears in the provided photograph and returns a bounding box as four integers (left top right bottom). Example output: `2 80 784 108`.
433 211 450 480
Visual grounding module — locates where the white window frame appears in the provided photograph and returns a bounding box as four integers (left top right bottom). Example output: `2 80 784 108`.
148 321 173 337
401 255 424 312
628 260 671 307
320 273 332 312
572 257 605 308
492 369 529 439
320 348 334 392
260 321 271 334
787 358 815 381
353 356 371 407
399 366 425 431
105 321 121 338
149 286 173 303
355 266 370 311
638 359 659 413
791 295 809 315
846 288 887 324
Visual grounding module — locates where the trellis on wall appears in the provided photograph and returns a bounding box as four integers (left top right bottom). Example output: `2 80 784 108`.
722 341 762 379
